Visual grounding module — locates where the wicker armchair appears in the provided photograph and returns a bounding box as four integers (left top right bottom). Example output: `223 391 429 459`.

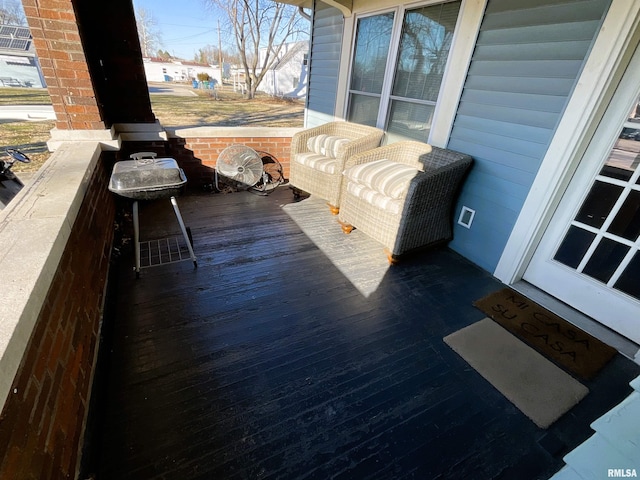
289 121 384 214
338 141 473 263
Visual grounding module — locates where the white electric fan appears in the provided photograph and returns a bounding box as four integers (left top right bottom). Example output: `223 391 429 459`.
215 145 265 191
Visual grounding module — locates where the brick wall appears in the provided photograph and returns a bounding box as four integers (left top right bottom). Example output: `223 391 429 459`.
116 134 295 191
0 154 116 479
23 0 155 129
168 135 293 189
22 0 105 131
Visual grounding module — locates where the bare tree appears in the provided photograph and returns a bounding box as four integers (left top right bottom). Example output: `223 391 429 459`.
207 0 307 98
0 0 26 25
135 7 163 58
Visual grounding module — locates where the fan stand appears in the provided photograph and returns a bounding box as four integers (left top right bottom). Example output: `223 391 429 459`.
213 146 284 195
213 169 259 193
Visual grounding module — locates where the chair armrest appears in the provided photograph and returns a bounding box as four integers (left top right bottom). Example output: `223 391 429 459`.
403 156 473 212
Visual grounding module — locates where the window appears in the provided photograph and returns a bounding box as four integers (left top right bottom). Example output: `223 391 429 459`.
347 2 461 142
347 12 395 127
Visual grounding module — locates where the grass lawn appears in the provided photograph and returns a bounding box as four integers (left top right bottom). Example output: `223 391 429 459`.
0 85 305 173
151 86 305 128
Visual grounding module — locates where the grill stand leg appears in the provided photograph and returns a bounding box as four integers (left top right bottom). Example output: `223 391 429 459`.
170 196 197 267
133 200 141 278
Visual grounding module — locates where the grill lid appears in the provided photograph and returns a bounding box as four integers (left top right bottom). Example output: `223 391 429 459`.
109 158 187 195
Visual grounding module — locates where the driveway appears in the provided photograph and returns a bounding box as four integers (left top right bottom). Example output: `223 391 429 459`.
148 82 198 97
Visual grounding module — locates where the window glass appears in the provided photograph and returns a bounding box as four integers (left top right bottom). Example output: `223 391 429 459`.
574 181 623 228
386 100 434 141
392 3 460 102
347 94 381 127
553 226 595 269
350 13 394 94
614 251 640 299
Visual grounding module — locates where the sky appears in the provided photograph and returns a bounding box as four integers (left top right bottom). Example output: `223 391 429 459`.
132 0 227 60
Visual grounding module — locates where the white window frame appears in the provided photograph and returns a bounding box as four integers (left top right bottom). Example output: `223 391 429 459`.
345 8 400 128
336 0 486 147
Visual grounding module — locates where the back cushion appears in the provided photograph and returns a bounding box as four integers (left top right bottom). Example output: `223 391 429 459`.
307 135 350 158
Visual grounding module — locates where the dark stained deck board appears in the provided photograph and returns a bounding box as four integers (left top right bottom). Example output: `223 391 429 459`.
91 187 640 480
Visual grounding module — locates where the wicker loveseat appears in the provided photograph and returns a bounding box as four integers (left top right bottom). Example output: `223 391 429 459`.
338 141 473 263
289 121 384 214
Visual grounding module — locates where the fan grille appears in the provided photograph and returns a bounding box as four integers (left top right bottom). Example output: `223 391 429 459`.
216 145 263 187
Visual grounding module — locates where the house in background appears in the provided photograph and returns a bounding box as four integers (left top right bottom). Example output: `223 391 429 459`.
0 23 45 88
142 57 223 84
257 40 309 99
278 0 640 476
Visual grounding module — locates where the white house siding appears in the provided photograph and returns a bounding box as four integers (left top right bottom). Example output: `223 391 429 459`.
305 0 344 127
257 41 309 99
0 54 44 88
0 25 45 88
142 58 222 85
447 0 611 273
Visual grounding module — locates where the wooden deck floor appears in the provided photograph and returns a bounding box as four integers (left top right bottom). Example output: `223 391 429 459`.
89 187 640 480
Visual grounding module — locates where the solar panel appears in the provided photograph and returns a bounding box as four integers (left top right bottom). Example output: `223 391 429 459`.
10 39 29 50
0 26 17 36
15 28 30 38
0 25 32 51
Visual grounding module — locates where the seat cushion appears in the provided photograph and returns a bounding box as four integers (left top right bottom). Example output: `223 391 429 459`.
346 182 403 215
343 159 419 200
307 134 350 158
294 152 339 175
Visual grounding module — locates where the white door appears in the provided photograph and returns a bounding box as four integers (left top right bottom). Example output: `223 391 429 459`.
524 43 640 345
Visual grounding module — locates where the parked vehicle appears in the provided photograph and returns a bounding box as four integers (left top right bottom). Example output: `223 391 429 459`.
0 149 30 209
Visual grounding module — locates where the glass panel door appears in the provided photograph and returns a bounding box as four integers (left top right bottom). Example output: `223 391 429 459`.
553 100 640 300
523 47 640 345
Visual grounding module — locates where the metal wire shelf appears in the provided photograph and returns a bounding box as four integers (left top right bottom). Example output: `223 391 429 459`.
138 235 192 269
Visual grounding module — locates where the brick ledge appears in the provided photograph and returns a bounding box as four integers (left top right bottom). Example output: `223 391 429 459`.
0 142 101 408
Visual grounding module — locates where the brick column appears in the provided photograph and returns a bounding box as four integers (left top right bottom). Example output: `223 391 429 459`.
22 0 105 131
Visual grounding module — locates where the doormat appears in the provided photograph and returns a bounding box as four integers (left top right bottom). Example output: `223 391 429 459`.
473 288 617 380
444 318 589 428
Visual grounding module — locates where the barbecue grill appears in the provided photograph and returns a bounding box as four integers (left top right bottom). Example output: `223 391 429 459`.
109 152 197 276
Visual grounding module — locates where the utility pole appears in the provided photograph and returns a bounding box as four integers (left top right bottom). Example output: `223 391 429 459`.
218 19 223 85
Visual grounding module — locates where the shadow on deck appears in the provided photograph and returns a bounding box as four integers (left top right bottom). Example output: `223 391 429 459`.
90 186 639 479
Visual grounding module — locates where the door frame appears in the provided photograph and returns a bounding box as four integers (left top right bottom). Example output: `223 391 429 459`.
494 1 640 285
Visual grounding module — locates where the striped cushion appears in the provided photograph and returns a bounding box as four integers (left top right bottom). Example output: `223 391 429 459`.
307 135 350 158
294 152 339 175
346 182 403 215
343 159 419 200
307 134 328 155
